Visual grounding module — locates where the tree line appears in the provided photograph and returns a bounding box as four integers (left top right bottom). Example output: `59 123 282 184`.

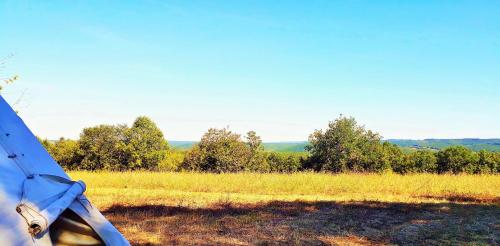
40 116 499 174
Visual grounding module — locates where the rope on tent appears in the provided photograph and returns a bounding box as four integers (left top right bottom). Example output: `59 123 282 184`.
16 176 87 237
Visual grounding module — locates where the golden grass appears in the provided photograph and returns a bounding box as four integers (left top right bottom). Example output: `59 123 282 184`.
68 172 500 209
66 172 499 245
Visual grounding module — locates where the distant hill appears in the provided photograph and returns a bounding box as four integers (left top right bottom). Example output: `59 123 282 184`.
386 139 500 152
169 141 309 152
169 141 197 150
263 142 308 152
170 139 500 152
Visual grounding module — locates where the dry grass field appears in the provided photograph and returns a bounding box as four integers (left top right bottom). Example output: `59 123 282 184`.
69 172 500 245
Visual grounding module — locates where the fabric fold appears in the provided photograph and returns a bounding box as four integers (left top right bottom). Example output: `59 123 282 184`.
17 181 86 236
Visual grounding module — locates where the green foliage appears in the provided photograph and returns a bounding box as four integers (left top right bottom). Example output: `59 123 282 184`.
493 153 500 172
78 124 129 170
477 150 499 174
380 142 405 173
182 128 252 172
407 150 438 173
246 131 269 172
159 150 186 171
392 150 438 174
72 116 169 170
181 129 270 172
306 116 390 173
38 114 499 174
47 138 81 169
267 152 305 172
38 137 53 150
171 139 500 153
437 146 480 174
125 116 169 169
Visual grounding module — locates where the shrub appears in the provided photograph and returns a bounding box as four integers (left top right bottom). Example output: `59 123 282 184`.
376 142 404 173
477 150 498 174
78 124 129 170
437 146 479 174
181 128 251 172
48 138 82 170
267 152 304 172
306 116 389 173
406 150 438 173
494 153 500 173
246 131 269 172
181 129 270 172
76 116 169 170
158 150 186 171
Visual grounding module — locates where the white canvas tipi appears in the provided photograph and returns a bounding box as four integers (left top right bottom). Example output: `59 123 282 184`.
0 96 129 245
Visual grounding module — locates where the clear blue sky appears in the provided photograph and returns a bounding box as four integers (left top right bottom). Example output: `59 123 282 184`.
1 0 499 141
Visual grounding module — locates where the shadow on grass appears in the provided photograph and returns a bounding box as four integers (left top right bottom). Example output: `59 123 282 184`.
412 194 500 204
104 201 499 246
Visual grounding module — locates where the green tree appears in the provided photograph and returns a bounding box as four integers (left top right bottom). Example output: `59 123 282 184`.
125 116 169 170
181 144 204 171
406 150 438 173
159 150 186 171
477 150 497 173
306 116 388 172
38 137 53 151
495 153 500 173
437 146 479 174
48 138 82 170
181 128 251 172
267 152 303 172
245 131 269 172
78 124 129 170
380 142 405 173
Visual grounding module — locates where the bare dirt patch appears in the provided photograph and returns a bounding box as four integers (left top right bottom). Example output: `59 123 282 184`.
103 201 499 245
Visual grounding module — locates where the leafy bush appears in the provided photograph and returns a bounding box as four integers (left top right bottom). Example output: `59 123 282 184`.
376 142 404 173
182 128 250 172
267 152 304 172
477 150 499 174
78 124 129 170
63 116 170 170
182 128 268 172
246 131 269 172
48 138 82 169
406 150 438 173
306 116 390 173
437 146 480 174
158 150 186 171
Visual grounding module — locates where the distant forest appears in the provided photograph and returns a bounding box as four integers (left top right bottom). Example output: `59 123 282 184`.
170 139 500 152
